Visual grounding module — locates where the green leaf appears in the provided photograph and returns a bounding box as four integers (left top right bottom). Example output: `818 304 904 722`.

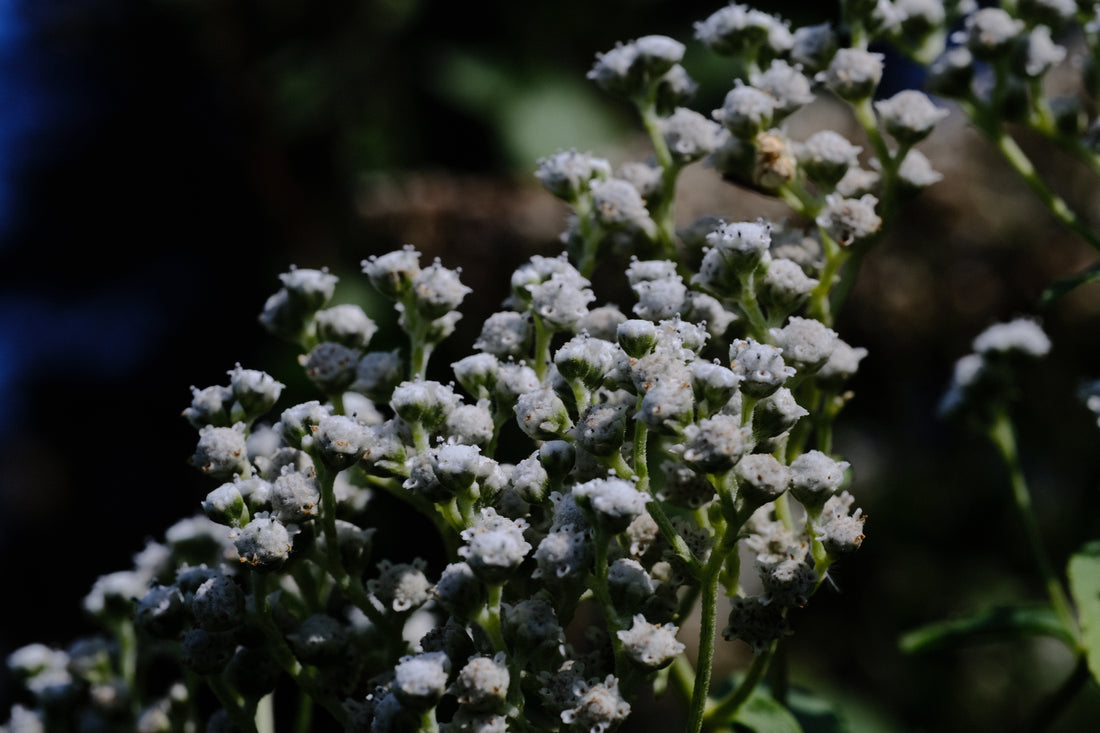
1039 261 1100 308
787 688 850 733
730 692 803 733
899 605 1075 654
1067 540 1100 685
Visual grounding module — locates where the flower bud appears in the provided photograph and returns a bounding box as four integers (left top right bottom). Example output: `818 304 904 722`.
526 273 596 332
192 423 250 481
813 491 866 555
730 339 795 398
533 529 591 585
820 48 883 101
874 90 948 145
502 598 565 666
183 384 233 429
458 510 532 584
279 267 337 311
796 130 861 188
270 468 320 523
535 149 612 201
590 178 654 232
191 574 244 632
751 60 814 119
573 403 629 458
312 414 370 471
680 414 751 473
572 477 648 535
314 304 378 349
369 558 432 613
451 654 510 713
769 317 839 375
662 107 723 164
588 35 685 98
434 562 487 621
722 595 791 652
617 615 684 670
735 453 790 506
816 193 881 247
391 379 462 430
714 83 776 140
202 483 249 528
362 245 420 299
706 220 771 273
515 388 573 441
278 400 329 449
759 258 818 315
637 379 695 434
752 387 808 440
960 7 1023 60
231 515 293 571
393 652 451 710
299 342 359 395
789 450 850 512
560 675 631 732
411 260 472 319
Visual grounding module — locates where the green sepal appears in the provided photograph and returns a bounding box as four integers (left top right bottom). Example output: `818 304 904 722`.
898 605 1075 654
1067 540 1100 685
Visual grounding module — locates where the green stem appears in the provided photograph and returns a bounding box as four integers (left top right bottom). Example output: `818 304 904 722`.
773 492 796 533
633 414 649 485
293 690 313 733
962 94 1100 255
737 272 770 341
807 231 849 327
686 555 722 733
572 194 604 278
701 641 777 729
418 708 440 733
686 527 741 733
851 97 891 172
669 653 697 710
990 129 1100 253
480 583 507 653
315 463 347 589
987 409 1078 637
532 315 553 382
637 97 680 261
591 526 627 677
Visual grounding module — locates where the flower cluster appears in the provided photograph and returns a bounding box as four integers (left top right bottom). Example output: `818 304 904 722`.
41 1 1093 730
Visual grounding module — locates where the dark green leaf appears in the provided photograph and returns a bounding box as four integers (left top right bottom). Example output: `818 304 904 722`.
1039 261 1100 308
1067 540 1100 685
731 692 803 733
899 605 1074 654
787 688 849 733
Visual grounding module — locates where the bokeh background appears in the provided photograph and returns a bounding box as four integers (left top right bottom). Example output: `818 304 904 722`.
3 0 1100 730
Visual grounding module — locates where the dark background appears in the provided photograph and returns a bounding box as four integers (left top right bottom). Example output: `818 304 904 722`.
2 1 1100 730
